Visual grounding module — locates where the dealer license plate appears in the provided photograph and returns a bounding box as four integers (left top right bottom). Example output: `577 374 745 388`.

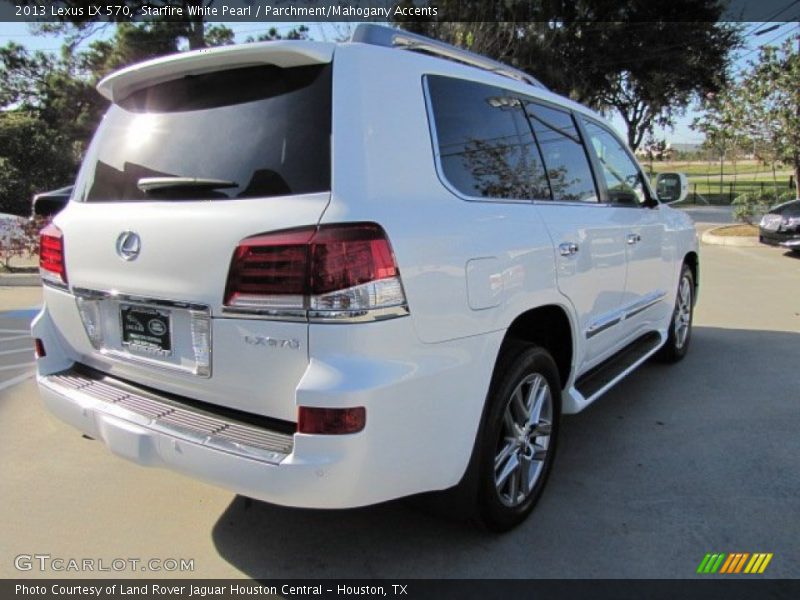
120 304 172 356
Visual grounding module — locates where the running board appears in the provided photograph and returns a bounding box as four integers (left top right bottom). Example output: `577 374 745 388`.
571 331 664 409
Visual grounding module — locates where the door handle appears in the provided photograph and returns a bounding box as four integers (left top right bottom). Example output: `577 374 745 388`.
627 233 641 245
559 242 579 256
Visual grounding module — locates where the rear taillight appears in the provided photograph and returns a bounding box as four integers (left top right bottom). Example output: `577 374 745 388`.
39 224 67 286
298 406 366 434
224 223 408 322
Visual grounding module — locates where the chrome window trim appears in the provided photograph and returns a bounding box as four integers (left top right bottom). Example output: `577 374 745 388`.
422 75 609 208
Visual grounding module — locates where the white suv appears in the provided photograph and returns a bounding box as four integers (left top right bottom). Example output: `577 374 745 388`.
32 24 697 531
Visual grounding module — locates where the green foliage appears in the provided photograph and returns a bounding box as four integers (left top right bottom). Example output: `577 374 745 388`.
0 19 235 214
732 192 770 224
732 190 796 224
395 1 741 150
0 113 75 215
695 35 800 198
20 1 235 50
0 215 45 270
246 25 310 43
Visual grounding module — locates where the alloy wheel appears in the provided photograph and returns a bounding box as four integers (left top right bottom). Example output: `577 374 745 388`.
674 275 692 349
494 373 553 507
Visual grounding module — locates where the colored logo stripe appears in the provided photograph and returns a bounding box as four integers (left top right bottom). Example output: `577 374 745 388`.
697 553 726 574
697 553 773 574
720 553 749 573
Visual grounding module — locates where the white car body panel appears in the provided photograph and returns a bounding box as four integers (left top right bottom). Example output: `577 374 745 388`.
32 35 698 509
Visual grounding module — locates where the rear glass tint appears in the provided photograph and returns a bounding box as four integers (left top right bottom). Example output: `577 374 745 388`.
74 64 331 202
426 75 550 201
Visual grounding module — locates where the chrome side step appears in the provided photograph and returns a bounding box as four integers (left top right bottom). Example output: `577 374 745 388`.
42 369 294 464
575 331 663 402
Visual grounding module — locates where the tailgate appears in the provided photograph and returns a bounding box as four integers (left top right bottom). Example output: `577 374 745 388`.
41 52 334 422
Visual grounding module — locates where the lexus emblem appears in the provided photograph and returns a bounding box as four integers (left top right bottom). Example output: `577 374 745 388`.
116 231 141 261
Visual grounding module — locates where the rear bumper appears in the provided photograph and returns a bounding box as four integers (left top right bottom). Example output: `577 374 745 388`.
37 370 368 509
33 306 503 509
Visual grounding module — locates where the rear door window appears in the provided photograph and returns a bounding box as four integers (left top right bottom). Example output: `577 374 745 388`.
524 102 598 203
426 75 550 201
74 64 331 202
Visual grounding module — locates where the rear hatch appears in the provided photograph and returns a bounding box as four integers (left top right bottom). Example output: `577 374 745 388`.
46 44 333 422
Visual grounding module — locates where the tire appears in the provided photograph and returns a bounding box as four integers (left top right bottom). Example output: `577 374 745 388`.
655 263 695 363
473 343 561 531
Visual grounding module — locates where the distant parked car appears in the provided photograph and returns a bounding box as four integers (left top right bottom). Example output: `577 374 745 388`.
31 185 72 219
759 199 800 252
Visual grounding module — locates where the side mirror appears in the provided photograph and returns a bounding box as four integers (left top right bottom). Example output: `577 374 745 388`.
655 172 689 204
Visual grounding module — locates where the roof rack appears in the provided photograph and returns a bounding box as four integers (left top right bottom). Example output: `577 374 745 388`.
351 24 546 90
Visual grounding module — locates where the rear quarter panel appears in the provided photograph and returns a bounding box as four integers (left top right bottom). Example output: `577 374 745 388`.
325 43 575 347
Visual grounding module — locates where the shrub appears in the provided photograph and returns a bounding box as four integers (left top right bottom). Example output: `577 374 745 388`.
732 192 770 225
0 215 47 270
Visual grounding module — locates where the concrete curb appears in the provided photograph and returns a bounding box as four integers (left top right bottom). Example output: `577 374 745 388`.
0 273 41 287
701 226 761 248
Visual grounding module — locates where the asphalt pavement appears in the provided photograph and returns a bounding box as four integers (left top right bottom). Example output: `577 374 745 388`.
0 308 37 393
1 225 798 579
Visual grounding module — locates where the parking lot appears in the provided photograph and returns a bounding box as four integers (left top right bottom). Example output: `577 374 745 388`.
1 218 798 579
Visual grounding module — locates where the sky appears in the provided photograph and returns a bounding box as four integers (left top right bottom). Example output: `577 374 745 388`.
1 19 798 146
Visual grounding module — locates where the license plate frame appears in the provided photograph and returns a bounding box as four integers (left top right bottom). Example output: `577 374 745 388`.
120 304 173 357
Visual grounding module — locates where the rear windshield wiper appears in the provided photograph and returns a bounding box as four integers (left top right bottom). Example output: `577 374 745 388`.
137 177 239 193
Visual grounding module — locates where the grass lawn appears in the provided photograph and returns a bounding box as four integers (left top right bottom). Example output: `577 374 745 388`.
645 160 794 199
711 224 760 237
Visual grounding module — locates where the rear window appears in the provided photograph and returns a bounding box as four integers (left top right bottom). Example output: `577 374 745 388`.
74 64 331 202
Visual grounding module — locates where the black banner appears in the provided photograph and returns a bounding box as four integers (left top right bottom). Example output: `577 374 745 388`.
4 580 800 600
1 0 799 23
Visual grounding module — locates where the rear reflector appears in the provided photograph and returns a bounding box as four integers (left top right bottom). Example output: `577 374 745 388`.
224 223 408 321
297 406 366 435
39 223 67 285
34 338 46 358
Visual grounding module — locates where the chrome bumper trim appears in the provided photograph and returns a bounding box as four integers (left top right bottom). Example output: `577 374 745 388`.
41 370 293 464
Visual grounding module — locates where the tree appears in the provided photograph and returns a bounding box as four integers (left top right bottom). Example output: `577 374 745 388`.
745 37 800 198
0 20 235 213
395 1 741 150
245 25 310 43
694 35 800 199
0 112 75 215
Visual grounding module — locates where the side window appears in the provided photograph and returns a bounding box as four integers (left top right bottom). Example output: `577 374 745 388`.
426 75 550 201
525 102 598 203
582 120 650 207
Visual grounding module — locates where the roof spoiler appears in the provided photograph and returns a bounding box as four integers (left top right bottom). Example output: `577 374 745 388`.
351 24 546 90
97 41 334 103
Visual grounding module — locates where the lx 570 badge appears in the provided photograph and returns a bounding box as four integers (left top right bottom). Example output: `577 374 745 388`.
243 335 300 350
